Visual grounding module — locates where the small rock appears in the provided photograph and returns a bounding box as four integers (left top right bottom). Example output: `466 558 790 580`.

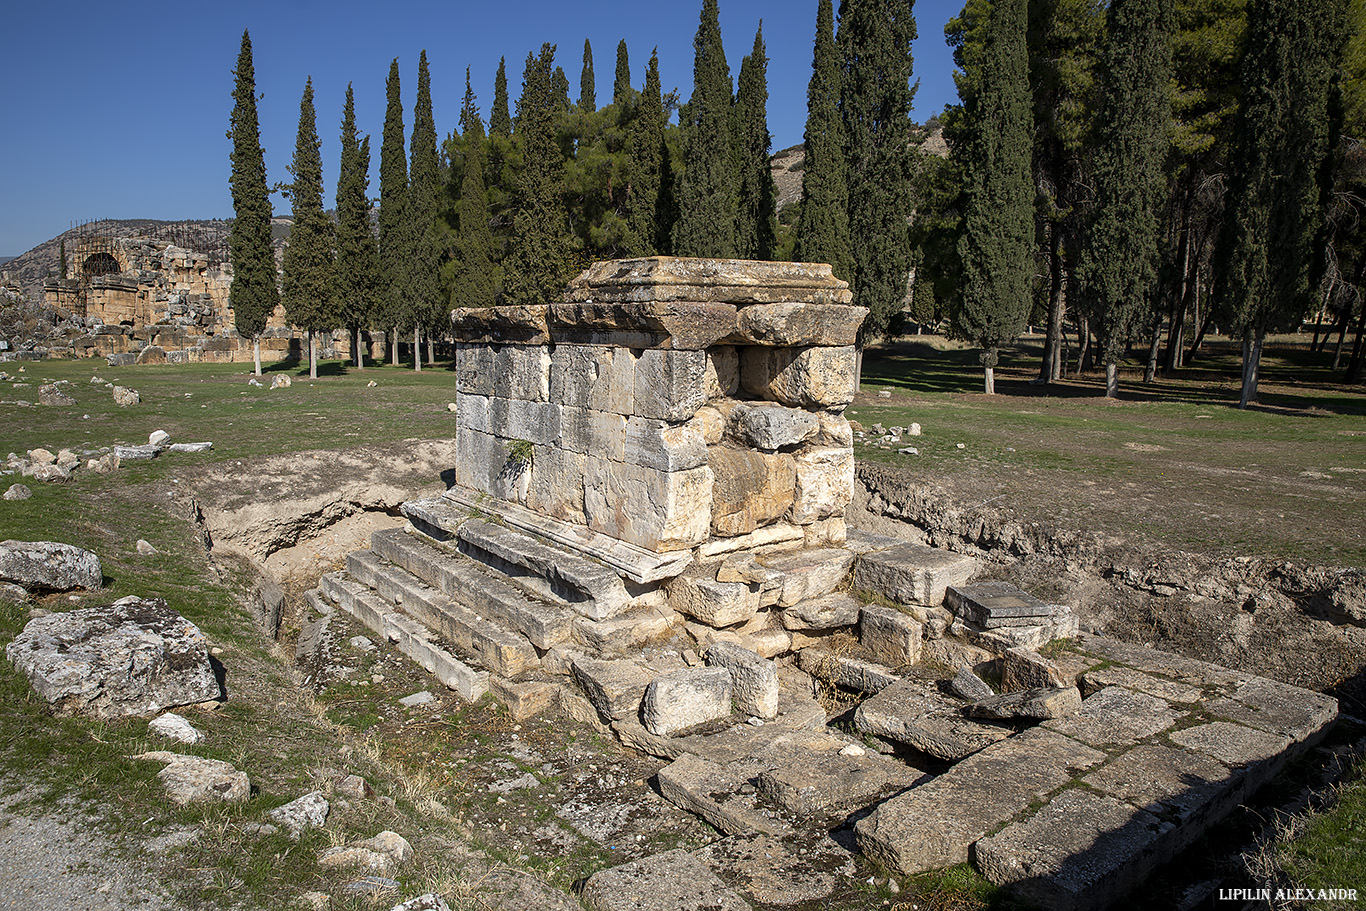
268 791 330 836
32 464 72 483
349 635 377 652
0 540 102 591
299 891 331 910
149 712 203 744
966 686 1082 720
270 374 292 390
344 877 399 896
148 430 171 447
167 442 213 453
398 690 436 708
3 484 31 501
319 831 413 873
878 389 892 398
38 384 76 406
136 540 158 556
367 380 378 387
248 378 263 387
446 402 458 412
839 743 866 757
133 751 250 805
90 376 104 384
898 447 919 455
949 667 995 701
909 423 921 435
112 386 140 406
389 895 451 911
336 774 374 798
28 448 56 466
956 442 966 449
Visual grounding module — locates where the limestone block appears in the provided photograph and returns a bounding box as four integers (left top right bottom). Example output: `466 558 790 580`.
968 687 1082 720
572 656 652 723
730 302 867 346
817 412 853 447
492 345 551 402
1002 646 1071 691
726 402 818 451
658 754 788 836
697 523 805 559
704 641 779 718
854 678 1013 761
0 540 103 592
560 406 626 460
1042 686 1184 747
780 593 860 631
853 543 979 607
641 667 734 736
860 603 924 668
633 348 707 421
457 343 497 395
804 516 848 548
489 397 561 445
584 458 714 552
579 848 752 911
626 417 708 471
527 446 587 524
565 256 853 305
759 548 854 607
454 427 498 494
694 406 726 444
796 649 899 694
708 446 796 537
704 346 740 398
548 301 737 349
456 392 491 434
133 752 249 806
740 345 858 408
450 304 550 344
687 621 793 660
667 564 760 628
790 446 854 524
550 344 634 415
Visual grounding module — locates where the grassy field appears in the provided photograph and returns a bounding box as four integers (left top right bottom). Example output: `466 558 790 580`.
1 339 1363 909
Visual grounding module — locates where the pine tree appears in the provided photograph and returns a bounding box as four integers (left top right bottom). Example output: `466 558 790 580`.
1077 0 1174 397
674 0 738 258
335 83 379 371
504 44 573 304
794 0 853 282
626 49 668 255
227 29 278 376
734 23 778 261
378 58 409 367
453 68 499 309
281 76 336 379
407 50 444 371
580 39 597 112
951 0 1033 393
839 0 918 341
1216 0 1347 406
490 58 512 139
613 40 632 107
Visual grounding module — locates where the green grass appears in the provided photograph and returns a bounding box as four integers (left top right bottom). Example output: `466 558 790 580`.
1274 758 1366 909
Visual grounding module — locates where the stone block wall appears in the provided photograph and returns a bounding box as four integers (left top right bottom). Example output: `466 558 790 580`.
451 257 866 556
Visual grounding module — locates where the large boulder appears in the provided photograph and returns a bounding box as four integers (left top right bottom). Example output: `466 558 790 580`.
5 596 221 717
0 540 103 591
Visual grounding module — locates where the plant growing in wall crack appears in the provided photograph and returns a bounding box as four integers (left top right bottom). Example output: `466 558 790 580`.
500 438 535 478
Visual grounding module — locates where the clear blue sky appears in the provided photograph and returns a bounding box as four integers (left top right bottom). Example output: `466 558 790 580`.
0 0 965 257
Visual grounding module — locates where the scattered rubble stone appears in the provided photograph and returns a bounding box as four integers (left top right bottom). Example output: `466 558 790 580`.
967 686 1082 721
38 384 75 406
133 751 249 805
0 539 102 591
268 791 330 836
319 831 413 874
149 712 203 744
580 848 751 911
3 483 32 500
112 386 140 406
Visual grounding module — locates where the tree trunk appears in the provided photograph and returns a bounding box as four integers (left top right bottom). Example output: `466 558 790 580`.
1078 319 1094 374
1144 314 1162 384
427 334 435 366
984 364 995 395
414 326 422 372
1164 227 1194 374
1238 326 1265 409
253 336 262 376
1105 360 1119 398
309 330 317 379
1188 279 1213 363
1345 300 1366 383
354 327 365 370
1040 233 1066 383
391 326 399 367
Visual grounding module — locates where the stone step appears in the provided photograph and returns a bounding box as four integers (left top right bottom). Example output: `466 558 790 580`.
316 575 489 701
345 550 538 678
854 676 1015 761
456 518 631 621
851 542 978 606
369 527 573 651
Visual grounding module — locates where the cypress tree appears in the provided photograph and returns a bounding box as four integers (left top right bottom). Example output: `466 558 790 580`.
674 0 737 258
490 58 512 139
335 83 379 371
1076 0 1174 397
379 58 409 367
407 50 444 371
453 69 499 309
504 44 573 304
227 29 278 376
552 66 572 114
281 76 336 380
580 39 597 112
1216 0 1347 406
839 0 918 342
795 0 853 282
734 23 778 261
627 49 667 255
614 40 632 107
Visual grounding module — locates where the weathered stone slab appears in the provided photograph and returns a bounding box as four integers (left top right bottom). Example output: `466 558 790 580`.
1071 634 1243 687
451 305 550 344
6 596 219 718
1077 665 1203 703
708 447 796 537
974 614 1080 650
558 406 626 461
1082 743 1235 826
696 832 856 907
580 848 752 911
688 621 792 660
642 666 734 735
1169 722 1293 777
697 523 805 559
1042 686 1183 747
657 753 788 836
855 728 1107 876
705 641 779 718
573 606 682 657
756 734 923 815
1001 646 1071 690
780 593 861 631
584 459 714 553
0 540 103 592
860 603 924 668
796 649 899 694
726 402 818 451
974 788 1173 911
625 417 708 472
727 301 867 346
667 565 760 628
759 548 854 607
949 667 995 701
741 346 858 408
489 676 558 721
853 543 977 607
855 677 1013 761
945 580 1070 627
268 791 330 835
633 348 706 421
967 686 1081 720
547 301 738 349
1202 677 1339 743
572 656 653 723
565 257 852 305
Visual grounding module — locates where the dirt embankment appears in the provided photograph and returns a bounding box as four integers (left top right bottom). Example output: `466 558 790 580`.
853 461 1366 712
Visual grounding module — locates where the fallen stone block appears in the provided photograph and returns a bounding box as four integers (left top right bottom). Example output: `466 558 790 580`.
944 580 1070 627
967 686 1082 720
580 848 751 911
695 831 857 907
319 831 413 874
704 640 779 718
657 753 789 836
853 543 977 607
572 656 653 723
642 666 734 736
780 593 860 630
759 548 855 609
6 596 219 717
950 667 995 701
666 565 760 628
860 603 924 668
797 648 898 694
1001 646 1071 690
0 539 102 591
855 677 1014 761
572 605 681 658
149 712 203 744
489 676 559 721
756 731 923 815
133 751 249 806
